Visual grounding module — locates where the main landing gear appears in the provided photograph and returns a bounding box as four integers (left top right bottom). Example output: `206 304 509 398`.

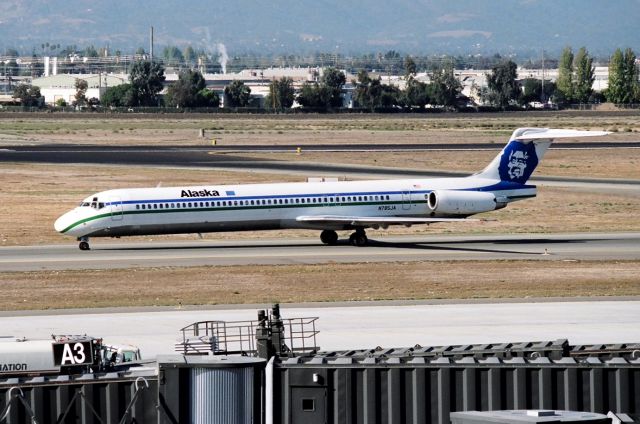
320 230 338 245
78 237 90 251
348 228 368 247
319 228 369 247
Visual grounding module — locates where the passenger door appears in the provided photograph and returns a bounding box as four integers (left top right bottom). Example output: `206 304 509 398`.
110 197 123 221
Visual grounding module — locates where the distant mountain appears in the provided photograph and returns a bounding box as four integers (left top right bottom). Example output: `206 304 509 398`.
1 0 638 57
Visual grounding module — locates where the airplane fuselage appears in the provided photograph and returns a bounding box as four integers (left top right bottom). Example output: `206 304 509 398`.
54 176 534 239
55 128 608 250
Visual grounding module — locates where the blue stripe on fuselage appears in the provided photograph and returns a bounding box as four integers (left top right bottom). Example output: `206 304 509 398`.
102 182 534 206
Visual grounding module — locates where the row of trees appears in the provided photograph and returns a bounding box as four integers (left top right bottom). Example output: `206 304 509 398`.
100 62 255 109
481 46 640 108
555 47 596 103
607 48 640 104
11 47 640 110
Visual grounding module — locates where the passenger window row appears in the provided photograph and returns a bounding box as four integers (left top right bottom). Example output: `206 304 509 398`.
132 194 393 210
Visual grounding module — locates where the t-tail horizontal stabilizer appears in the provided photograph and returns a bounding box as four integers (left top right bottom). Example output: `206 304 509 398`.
476 127 610 184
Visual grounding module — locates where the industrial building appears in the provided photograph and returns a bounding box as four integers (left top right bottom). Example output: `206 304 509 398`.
30 74 127 105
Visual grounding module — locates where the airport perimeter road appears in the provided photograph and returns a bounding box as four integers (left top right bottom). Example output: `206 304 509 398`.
1 232 639 272
2 300 639 358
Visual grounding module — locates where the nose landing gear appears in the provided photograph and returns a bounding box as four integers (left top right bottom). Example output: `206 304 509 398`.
78 237 90 251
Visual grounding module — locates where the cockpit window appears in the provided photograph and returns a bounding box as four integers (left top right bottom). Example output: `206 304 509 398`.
80 202 90 207
98 203 105 209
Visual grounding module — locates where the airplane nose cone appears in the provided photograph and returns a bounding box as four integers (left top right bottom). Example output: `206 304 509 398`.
54 212 73 233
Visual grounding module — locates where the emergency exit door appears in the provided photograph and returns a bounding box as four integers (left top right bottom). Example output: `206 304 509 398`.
402 190 412 210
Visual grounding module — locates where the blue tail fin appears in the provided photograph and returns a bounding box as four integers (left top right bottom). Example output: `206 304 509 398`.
476 137 548 184
496 139 541 184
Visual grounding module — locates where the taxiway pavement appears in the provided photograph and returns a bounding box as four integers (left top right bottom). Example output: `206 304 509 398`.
1 232 639 272
3 145 639 193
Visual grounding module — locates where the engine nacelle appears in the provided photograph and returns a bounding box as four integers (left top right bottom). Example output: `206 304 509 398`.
427 190 498 215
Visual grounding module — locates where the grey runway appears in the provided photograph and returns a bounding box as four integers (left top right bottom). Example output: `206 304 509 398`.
2 232 639 272
2 300 639 358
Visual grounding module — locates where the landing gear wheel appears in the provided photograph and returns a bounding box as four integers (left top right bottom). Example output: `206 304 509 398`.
320 230 338 245
78 237 90 251
349 231 368 247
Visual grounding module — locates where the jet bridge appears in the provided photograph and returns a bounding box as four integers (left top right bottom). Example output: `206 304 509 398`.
1 305 639 424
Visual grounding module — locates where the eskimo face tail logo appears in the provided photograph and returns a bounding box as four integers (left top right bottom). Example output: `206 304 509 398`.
498 141 538 184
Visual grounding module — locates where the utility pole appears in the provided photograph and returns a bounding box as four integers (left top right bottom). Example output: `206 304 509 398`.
150 26 154 62
541 49 545 102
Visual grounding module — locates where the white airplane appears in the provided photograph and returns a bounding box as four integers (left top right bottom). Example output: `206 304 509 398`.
54 128 607 250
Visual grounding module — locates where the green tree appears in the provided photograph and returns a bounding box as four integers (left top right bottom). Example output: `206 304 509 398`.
265 77 295 110
224 80 252 107
55 98 67 107
624 48 640 103
353 70 382 110
606 48 639 104
353 70 401 110
379 84 401 108
482 60 520 108
163 46 184 66
382 50 402 74
573 47 594 103
296 67 346 110
320 67 346 108
556 47 574 103
521 78 556 104
165 69 218 108
83 45 99 58
135 47 146 56
128 61 166 106
197 88 220 108
404 56 417 79
296 82 325 109
73 79 88 107
403 78 430 109
184 46 197 63
101 84 134 107
429 63 462 108
12 84 42 107
4 48 19 57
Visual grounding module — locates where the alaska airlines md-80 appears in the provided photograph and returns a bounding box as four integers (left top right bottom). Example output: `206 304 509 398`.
54 128 607 250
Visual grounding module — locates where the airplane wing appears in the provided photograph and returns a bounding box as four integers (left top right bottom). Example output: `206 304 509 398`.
295 215 476 227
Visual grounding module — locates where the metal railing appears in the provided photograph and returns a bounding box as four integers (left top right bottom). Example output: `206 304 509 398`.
175 316 319 357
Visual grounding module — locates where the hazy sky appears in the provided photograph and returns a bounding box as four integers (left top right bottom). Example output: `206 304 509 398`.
1 0 638 56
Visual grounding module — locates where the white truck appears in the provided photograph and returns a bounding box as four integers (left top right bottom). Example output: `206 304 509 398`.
0 335 141 376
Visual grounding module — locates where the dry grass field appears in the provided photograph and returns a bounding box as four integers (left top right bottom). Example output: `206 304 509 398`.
1 260 639 310
0 112 639 146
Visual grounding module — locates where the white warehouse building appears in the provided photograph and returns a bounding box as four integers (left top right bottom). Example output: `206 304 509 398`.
31 74 127 105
